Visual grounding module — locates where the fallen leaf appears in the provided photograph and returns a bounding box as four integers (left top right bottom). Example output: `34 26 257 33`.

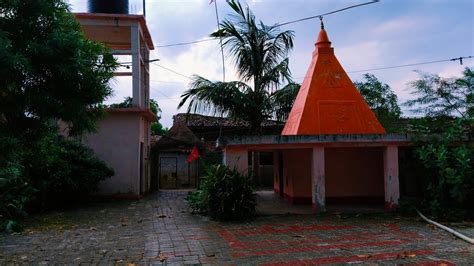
159 253 167 262
356 254 372 258
398 252 417 259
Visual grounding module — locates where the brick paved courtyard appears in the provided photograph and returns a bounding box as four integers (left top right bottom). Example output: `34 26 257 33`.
1 191 473 265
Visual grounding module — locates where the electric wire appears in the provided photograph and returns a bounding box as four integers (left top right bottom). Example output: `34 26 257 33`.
348 56 473 74
276 0 379 27
293 55 473 80
153 0 379 48
151 62 192 80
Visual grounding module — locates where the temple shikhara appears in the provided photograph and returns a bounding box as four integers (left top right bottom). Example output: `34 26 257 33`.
282 21 385 135
222 21 406 212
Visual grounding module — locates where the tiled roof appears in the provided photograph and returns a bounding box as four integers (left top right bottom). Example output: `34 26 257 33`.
173 113 283 128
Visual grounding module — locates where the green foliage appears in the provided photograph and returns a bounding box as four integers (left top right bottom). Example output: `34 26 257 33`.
110 97 167 135
405 67 473 119
402 68 474 219
25 133 114 209
0 0 117 231
0 136 35 232
354 73 402 132
271 82 301 122
179 0 296 133
412 120 473 219
109 97 133 109
0 0 117 136
0 131 114 231
186 164 256 221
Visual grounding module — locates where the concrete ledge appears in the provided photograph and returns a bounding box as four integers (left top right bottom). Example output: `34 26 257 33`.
221 134 411 149
105 107 157 122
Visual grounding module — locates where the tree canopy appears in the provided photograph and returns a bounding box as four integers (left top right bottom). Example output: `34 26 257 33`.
405 67 473 119
354 73 402 132
0 0 117 231
179 0 298 133
0 0 117 137
110 97 167 135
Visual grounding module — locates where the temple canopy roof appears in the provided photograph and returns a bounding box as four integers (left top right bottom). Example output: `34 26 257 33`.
282 21 385 135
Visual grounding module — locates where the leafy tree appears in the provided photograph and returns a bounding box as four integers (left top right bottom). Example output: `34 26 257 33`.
405 67 474 219
178 0 297 133
0 0 117 137
354 74 402 132
405 67 473 119
108 96 133 109
110 97 167 135
0 0 117 231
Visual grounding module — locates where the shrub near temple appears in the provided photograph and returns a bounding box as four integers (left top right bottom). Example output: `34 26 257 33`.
187 165 256 221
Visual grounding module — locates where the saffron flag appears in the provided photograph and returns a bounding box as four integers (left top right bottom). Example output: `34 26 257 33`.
187 146 200 163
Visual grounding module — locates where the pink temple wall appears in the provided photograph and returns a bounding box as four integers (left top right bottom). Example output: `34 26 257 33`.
325 147 384 201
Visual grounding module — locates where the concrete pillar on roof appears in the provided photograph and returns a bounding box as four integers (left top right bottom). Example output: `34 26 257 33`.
383 145 400 209
311 147 326 213
223 149 249 175
131 24 142 107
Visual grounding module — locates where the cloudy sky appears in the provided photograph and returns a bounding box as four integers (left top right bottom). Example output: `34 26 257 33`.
68 0 473 127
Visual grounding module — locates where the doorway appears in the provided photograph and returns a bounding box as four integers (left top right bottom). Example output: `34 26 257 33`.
159 157 178 189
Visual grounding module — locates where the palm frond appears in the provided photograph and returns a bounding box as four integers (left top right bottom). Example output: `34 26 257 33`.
270 82 300 122
178 75 252 117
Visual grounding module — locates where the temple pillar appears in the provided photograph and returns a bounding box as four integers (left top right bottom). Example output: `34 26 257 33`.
383 145 400 209
311 147 326 213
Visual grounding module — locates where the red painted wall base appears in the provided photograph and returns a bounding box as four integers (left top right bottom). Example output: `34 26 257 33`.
384 201 399 210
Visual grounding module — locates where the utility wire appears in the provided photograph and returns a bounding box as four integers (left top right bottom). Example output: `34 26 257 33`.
293 56 473 79
153 0 379 48
276 0 379 27
348 56 473 74
156 39 215 48
149 86 180 103
152 62 192 80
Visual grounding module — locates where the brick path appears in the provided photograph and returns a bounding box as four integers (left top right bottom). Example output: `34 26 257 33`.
1 191 473 265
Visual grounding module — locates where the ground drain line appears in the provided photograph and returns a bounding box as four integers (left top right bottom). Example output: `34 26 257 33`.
416 209 474 245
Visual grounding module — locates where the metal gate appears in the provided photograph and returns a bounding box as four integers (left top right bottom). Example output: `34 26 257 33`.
159 157 178 189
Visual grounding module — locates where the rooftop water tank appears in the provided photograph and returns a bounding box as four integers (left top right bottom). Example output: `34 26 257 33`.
88 0 129 14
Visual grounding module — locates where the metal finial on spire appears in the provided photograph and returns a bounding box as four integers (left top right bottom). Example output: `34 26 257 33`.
319 16 324 30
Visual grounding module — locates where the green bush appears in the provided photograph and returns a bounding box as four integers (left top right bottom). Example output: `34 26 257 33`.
0 132 114 231
0 137 35 232
26 134 114 209
186 164 256 221
412 119 474 219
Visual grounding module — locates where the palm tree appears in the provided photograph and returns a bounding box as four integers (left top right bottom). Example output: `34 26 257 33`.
178 0 299 134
